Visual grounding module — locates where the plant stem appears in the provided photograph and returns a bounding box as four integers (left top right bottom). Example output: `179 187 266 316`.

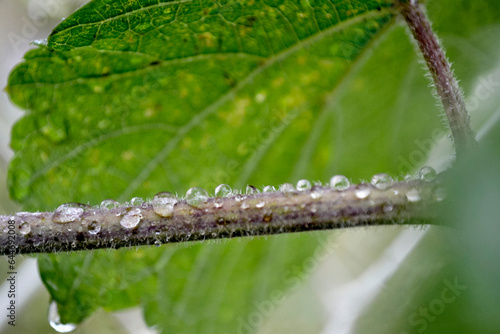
398 0 476 156
1 181 438 255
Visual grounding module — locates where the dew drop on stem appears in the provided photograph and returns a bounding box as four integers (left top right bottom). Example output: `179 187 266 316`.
296 179 312 191
370 173 394 190
186 187 209 206
53 203 86 224
418 166 437 181
152 192 178 217
100 199 119 210
330 175 350 190
120 208 143 229
215 184 232 198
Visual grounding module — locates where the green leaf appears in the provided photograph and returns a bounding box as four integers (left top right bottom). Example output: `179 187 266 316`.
6 0 479 332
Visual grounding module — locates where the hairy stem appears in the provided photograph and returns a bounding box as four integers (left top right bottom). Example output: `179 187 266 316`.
1 181 439 255
398 0 476 155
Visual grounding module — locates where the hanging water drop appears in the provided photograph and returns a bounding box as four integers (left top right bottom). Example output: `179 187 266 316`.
130 197 144 206
330 175 350 190
88 221 101 235
262 185 276 193
186 187 209 206
418 166 437 182
48 301 76 333
355 187 371 199
53 203 85 224
370 173 394 190
296 179 312 191
215 184 232 197
154 240 162 247
246 185 258 195
152 192 178 217
279 183 295 192
19 220 31 235
120 208 143 229
100 199 119 210
406 188 421 202
256 201 265 208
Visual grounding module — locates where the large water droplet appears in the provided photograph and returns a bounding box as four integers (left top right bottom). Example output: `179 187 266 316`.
100 199 119 210
120 208 143 229
246 185 258 195
88 221 101 235
296 179 312 191
370 173 394 190
330 175 350 190
186 187 209 206
53 203 85 224
355 187 371 199
130 197 144 206
152 192 178 217
279 183 295 192
406 188 421 202
215 184 232 197
262 185 276 193
48 301 76 333
418 166 437 182
19 220 31 235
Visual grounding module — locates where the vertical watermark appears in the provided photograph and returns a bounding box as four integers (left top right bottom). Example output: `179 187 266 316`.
4 218 17 327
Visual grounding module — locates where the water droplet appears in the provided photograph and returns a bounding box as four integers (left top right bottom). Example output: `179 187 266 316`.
262 185 276 193
215 184 232 197
246 185 258 195
241 202 250 209
154 240 161 247
256 201 265 208
370 173 394 190
100 199 119 210
433 186 447 202
32 39 48 46
88 221 101 235
310 190 322 199
120 208 143 229
382 203 394 213
406 188 421 202
418 166 437 182
53 203 85 224
130 197 144 206
355 187 371 199
19 220 31 235
214 198 224 208
152 192 178 217
48 301 76 333
234 194 244 202
330 175 350 190
296 179 312 191
186 187 209 206
279 183 295 192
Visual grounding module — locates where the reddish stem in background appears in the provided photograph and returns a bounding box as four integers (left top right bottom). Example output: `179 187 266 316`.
398 0 476 156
